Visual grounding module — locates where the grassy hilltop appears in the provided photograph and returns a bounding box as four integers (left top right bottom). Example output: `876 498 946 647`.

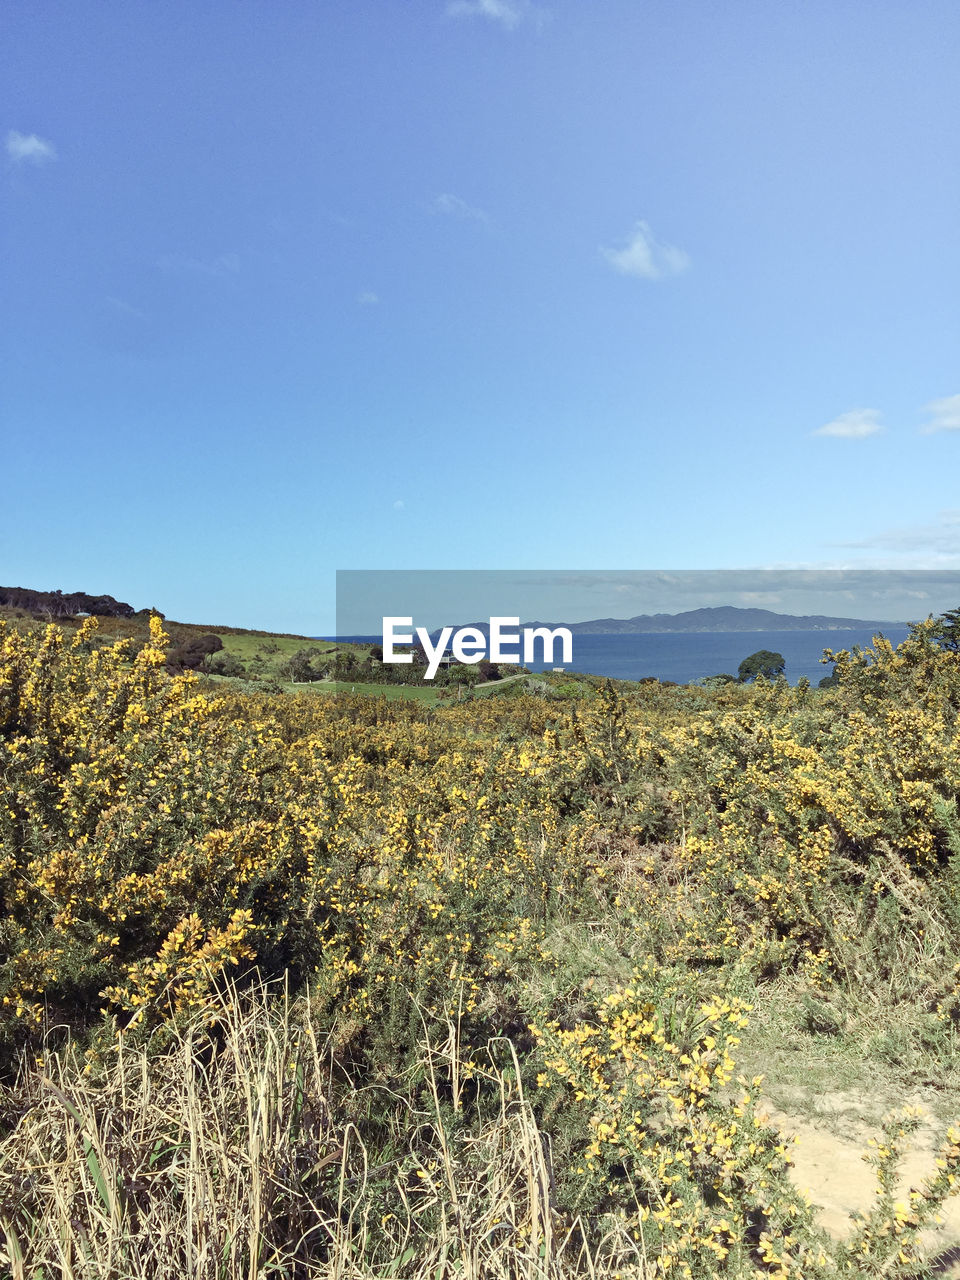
3 607 960 1275
0 599 603 704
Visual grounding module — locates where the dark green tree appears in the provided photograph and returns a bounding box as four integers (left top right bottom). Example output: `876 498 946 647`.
933 608 960 652
165 634 222 674
334 649 367 682
737 649 785 683
207 652 246 678
284 649 322 683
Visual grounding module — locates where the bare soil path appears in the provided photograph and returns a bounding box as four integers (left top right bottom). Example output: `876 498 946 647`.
762 1092 960 1274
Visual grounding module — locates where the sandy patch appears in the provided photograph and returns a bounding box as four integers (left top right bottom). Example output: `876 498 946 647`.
763 1095 960 1274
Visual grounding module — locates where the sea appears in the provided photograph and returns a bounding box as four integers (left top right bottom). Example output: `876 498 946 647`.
328 627 911 687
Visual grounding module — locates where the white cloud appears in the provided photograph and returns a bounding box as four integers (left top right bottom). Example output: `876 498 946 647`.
601 220 690 281
446 0 525 29
432 192 489 223
393 499 406 511
919 394 960 434
737 592 783 606
837 510 960 562
357 291 380 306
813 408 884 439
6 130 57 164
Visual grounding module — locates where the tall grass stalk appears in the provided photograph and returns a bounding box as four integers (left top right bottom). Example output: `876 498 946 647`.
0 976 641 1279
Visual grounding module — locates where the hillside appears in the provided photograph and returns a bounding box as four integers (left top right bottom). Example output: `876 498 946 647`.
0 591 527 702
4 613 960 1275
523 605 899 633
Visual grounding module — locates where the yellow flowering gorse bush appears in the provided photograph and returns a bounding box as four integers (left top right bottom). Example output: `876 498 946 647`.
3 615 960 1274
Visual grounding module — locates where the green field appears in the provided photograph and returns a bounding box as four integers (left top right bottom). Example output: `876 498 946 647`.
216 633 338 661
279 672 532 703
212 631 343 681
285 677 443 702
0 605 613 706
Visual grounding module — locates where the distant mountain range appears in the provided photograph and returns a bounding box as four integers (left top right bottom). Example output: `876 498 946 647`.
443 606 900 636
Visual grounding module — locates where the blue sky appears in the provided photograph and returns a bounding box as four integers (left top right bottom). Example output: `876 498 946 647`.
3 1 958 633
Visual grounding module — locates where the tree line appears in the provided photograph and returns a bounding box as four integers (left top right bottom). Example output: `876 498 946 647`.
0 585 138 619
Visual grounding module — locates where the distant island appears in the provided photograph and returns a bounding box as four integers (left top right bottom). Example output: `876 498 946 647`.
445 606 901 636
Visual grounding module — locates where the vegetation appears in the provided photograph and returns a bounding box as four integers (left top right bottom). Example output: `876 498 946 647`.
737 650 786 683
2 614 960 1274
0 591 512 698
165 631 223 673
0 584 136 619
933 607 960 653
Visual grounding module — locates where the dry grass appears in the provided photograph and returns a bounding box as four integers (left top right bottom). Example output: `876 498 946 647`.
0 976 645 1280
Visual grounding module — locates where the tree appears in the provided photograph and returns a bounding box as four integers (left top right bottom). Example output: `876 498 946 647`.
285 649 323 683
208 652 246 678
933 608 960 652
0 585 136 619
333 650 361 682
737 650 785 683
165 634 222 674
